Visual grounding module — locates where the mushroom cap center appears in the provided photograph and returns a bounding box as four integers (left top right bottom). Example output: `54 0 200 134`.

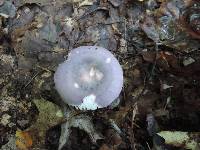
74 60 104 91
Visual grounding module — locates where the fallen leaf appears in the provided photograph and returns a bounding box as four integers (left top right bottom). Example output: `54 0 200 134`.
0 1 16 18
158 131 200 150
183 57 195 66
16 130 33 150
99 144 113 150
105 129 122 146
142 51 180 71
141 0 200 52
58 114 104 150
25 99 64 149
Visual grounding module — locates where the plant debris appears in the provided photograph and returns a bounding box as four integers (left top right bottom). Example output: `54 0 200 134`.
158 131 200 149
0 0 200 149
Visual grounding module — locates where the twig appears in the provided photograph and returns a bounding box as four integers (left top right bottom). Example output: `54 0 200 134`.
131 103 138 128
76 7 108 21
23 71 42 88
146 142 151 150
36 65 55 72
150 43 159 77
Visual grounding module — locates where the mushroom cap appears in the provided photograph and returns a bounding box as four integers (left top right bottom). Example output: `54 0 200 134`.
54 46 123 110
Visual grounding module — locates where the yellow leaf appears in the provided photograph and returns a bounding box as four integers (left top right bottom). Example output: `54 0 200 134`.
16 130 33 150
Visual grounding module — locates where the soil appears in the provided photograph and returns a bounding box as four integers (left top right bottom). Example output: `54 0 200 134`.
0 0 200 150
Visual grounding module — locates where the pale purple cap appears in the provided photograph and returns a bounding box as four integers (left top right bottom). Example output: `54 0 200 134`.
54 46 123 110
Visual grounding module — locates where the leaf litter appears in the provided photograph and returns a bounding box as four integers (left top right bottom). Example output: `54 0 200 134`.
0 0 200 149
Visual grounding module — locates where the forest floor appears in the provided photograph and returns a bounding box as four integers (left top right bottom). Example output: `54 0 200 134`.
0 0 200 150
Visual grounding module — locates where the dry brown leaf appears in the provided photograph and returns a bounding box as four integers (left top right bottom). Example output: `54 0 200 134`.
99 144 113 150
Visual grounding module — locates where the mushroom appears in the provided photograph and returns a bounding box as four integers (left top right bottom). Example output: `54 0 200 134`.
54 46 123 110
